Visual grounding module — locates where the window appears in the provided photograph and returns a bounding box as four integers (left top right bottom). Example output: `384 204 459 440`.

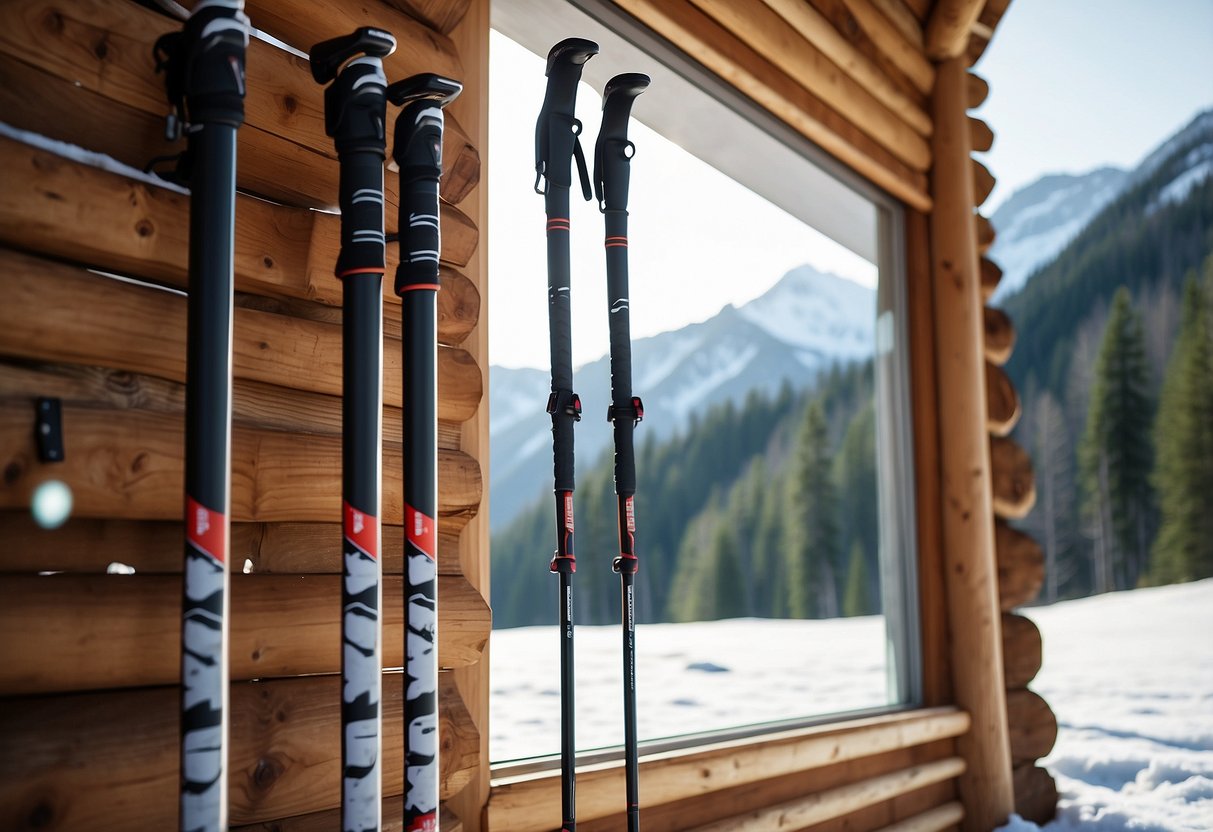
488 0 919 767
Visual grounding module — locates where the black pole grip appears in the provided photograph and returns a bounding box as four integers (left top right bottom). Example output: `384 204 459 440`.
593 73 649 212
154 0 250 131
309 26 396 85
535 38 598 193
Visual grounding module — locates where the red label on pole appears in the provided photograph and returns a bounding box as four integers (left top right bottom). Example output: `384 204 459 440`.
185 496 226 565
407 812 437 832
343 500 379 559
625 496 635 532
564 492 575 533
406 504 436 561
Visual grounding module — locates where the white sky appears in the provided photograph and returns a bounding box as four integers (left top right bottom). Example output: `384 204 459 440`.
975 0 1213 212
486 32 877 370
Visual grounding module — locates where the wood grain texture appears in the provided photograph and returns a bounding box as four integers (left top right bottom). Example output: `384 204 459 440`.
488 708 970 830
0 573 489 693
1002 612 1043 690
0 673 476 829
693 0 933 165
990 436 1037 520
996 520 1046 610
926 0 984 59
1006 689 1058 763
928 56 1015 830
966 72 990 110
614 0 932 210
983 305 1016 365
971 158 996 206
1012 763 1059 825
976 213 996 254
985 361 1021 437
837 0 934 95
0 250 482 422
0 133 479 319
379 0 473 33
873 801 965 832
0 512 465 576
0 403 482 526
688 758 965 832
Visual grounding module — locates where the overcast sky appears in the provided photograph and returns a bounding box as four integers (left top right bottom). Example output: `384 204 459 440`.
487 2 1213 369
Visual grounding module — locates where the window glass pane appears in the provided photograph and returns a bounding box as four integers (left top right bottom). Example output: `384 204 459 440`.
487 20 916 765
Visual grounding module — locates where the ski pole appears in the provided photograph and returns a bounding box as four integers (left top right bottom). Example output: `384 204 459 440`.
154 1 249 829
593 72 650 832
310 26 397 832
535 36 599 832
387 71 463 832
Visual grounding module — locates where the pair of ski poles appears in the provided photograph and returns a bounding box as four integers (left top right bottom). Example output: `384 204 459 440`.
160 2 459 829
535 37 649 832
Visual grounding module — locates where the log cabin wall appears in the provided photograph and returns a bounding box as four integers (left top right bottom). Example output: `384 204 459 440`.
0 0 490 828
0 0 1059 830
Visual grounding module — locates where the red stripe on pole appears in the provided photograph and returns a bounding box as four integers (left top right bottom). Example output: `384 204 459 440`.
185 495 226 564
406 504 437 561
343 500 380 559
407 812 437 832
337 267 386 279
398 283 442 292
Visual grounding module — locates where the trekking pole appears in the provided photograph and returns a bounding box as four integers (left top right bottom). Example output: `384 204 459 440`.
153 1 249 829
535 37 599 832
310 27 397 832
593 72 649 832
386 71 463 832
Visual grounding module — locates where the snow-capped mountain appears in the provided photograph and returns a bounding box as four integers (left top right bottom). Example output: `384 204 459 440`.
988 167 1128 301
990 108 1213 302
489 265 875 528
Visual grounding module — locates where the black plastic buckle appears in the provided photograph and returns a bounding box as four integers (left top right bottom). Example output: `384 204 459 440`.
546 390 582 422
607 396 644 425
613 554 639 574
550 553 577 574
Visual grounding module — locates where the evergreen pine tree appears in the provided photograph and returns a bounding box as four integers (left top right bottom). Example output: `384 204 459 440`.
1079 287 1155 591
786 401 841 618
1151 264 1213 583
843 540 872 616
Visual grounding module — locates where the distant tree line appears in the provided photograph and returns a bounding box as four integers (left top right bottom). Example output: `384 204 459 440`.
491 362 884 628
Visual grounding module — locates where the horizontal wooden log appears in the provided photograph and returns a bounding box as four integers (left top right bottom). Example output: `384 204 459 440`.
1002 612 1043 690
233 803 464 832
488 707 969 829
0 512 463 576
972 157 996 206
0 673 475 830
976 212 996 254
990 436 1037 519
870 0 925 47
0 132 478 329
0 403 482 526
780 0 928 111
0 359 467 464
615 0 932 210
0 59 480 263
874 801 965 832
0 250 482 422
693 0 934 166
1006 689 1058 763
968 116 995 152
1013 763 1059 825
926 0 984 60
984 305 1016 365
996 520 1046 610
966 72 990 110
689 757 965 832
986 361 1021 437
981 257 1004 301
836 0 934 95
7 0 465 175
0 572 489 694
380 0 472 33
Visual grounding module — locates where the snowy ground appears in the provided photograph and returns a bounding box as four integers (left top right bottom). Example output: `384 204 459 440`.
999 579 1213 831
491 581 1213 830
490 615 894 762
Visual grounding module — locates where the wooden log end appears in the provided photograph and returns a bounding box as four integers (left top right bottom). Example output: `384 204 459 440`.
981 258 1004 301
1001 612 1043 689
965 71 990 110
1013 763 1059 825
996 520 1045 610
975 213 996 254
1007 689 1059 763
971 157 996 207
968 115 995 152
983 305 1016 365
991 437 1037 519
986 361 1021 437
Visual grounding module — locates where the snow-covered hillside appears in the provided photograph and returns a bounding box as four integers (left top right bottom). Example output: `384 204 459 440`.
489 265 874 528
494 580 1213 831
988 167 1127 301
